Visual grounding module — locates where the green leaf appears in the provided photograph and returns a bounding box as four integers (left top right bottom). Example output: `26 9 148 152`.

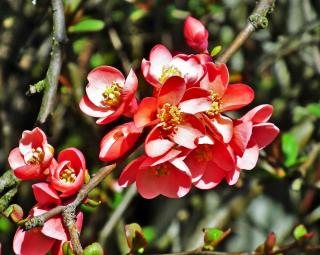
204 228 224 244
130 8 147 22
210 45 222 57
143 226 156 243
293 224 308 240
307 103 320 118
281 133 299 167
68 19 105 33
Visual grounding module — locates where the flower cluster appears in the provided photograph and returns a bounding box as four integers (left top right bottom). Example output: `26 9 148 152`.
80 16 279 199
8 127 86 255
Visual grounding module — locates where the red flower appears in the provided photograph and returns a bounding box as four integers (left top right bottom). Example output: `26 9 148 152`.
13 183 83 255
180 62 254 143
184 16 209 53
50 148 86 197
184 136 236 189
231 104 280 170
119 151 192 198
8 128 54 180
134 76 205 157
79 66 138 125
141 44 205 89
99 122 143 162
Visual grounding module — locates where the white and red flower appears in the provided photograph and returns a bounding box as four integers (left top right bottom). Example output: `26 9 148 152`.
8 128 54 180
80 66 138 125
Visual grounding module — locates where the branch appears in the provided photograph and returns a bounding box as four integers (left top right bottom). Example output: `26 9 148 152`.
22 164 116 255
217 0 276 64
35 0 67 126
0 170 20 213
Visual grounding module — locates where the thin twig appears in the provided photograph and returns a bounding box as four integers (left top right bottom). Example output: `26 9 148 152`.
98 184 137 246
36 0 67 127
217 0 276 64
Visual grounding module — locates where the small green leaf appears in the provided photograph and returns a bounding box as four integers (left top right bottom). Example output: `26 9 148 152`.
83 242 104 255
68 19 105 33
130 8 147 22
210 45 222 57
143 226 156 243
307 103 320 118
203 228 231 251
281 133 299 167
294 224 308 240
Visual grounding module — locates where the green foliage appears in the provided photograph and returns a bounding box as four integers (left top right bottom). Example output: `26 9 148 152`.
83 243 104 255
281 133 299 167
68 19 105 33
293 224 308 240
210 45 222 57
203 228 230 251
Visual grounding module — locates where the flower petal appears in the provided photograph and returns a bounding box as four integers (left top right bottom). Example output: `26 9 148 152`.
194 161 225 189
79 95 114 118
221 84 254 112
32 183 61 207
230 120 253 156
118 156 146 187
252 123 280 149
179 88 211 114
236 141 259 170
157 76 186 107
241 104 274 123
145 126 175 157
134 97 158 128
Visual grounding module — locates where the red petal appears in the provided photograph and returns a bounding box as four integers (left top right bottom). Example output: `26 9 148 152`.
241 104 273 123
32 183 61 207
252 123 280 149
13 228 55 255
157 76 186 107
13 164 43 180
210 114 233 143
148 44 172 79
221 84 254 112
184 147 208 182
179 88 211 114
58 148 86 171
226 169 240 185
96 104 124 125
118 156 146 187
200 63 229 96
145 126 175 157
230 120 253 156
122 69 138 102
134 97 158 128
42 216 67 241
211 142 235 172
99 122 143 162
19 128 47 155
184 16 208 52
194 161 225 189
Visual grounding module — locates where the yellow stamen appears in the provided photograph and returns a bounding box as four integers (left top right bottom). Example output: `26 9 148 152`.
102 81 123 107
60 166 77 184
159 65 182 84
27 147 44 165
206 92 222 117
158 103 182 131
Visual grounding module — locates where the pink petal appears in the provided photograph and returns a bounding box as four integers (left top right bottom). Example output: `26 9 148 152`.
122 69 138 102
170 114 205 149
42 216 67 241
179 88 211 114
157 76 186 107
134 97 158 128
184 147 208 182
32 183 61 207
145 126 175 157
221 84 254 112
210 114 234 143
8 148 25 169
118 156 146 187
79 95 114 118
194 161 225 189
19 128 47 155
86 66 125 106
96 103 125 125
148 44 172 79
13 228 55 255
252 123 280 149
237 141 259 170
184 16 208 52
241 104 274 123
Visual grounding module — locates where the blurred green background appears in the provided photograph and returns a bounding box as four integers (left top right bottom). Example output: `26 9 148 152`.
0 0 320 254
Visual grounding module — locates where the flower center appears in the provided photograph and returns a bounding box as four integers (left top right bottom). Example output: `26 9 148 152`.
159 65 182 84
102 81 123 107
151 164 170 177
26 147 44 165
206 92 222 117
195 145 212 162
60 166 77 184
158 103 182 131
